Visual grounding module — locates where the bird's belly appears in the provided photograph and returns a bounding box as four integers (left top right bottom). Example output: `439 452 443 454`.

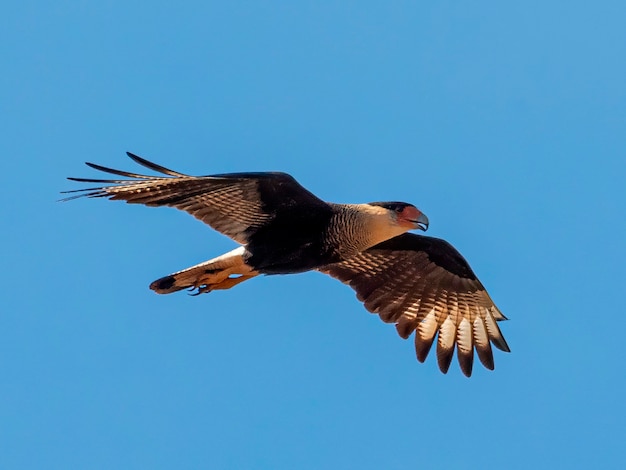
244 240 341 275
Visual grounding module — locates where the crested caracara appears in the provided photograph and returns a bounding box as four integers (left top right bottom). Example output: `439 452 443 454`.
63 152 510 377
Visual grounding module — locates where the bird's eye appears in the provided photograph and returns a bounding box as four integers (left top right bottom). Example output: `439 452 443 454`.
395 206 404 213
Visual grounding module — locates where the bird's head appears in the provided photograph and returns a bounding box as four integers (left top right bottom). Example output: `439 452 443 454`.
368 202 429 232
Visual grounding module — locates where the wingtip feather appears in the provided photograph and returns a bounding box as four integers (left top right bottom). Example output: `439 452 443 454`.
436 316 456 374
395 316 417 339
473 317 495 370
493 337 511 353
458 355 473 377
484 311 511 353
414 309 438 362
456 317 474 377
126 151 187 177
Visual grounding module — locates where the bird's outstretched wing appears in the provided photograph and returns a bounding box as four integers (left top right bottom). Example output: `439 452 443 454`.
320 233 510 377
62 152 329 244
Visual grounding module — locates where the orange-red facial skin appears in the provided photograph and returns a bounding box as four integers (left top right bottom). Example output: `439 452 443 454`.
398 205 423 229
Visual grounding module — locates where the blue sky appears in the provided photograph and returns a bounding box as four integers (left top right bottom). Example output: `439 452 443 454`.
2 1 625 468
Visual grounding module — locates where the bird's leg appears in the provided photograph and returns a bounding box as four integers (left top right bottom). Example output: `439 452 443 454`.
190 264 258 295
192 273 258 295
151 246 260 295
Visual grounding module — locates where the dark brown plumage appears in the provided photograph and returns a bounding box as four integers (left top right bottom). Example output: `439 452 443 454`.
63 152 510 377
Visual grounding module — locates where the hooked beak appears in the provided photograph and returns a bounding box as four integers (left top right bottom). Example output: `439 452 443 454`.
414 212 429 231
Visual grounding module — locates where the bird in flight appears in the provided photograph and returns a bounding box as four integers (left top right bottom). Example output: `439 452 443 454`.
63 152 510 377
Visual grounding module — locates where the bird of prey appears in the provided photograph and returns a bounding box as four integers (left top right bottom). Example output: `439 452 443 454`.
63 152 510 377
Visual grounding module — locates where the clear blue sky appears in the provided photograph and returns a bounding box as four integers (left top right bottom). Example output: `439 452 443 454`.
2 1 625 469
